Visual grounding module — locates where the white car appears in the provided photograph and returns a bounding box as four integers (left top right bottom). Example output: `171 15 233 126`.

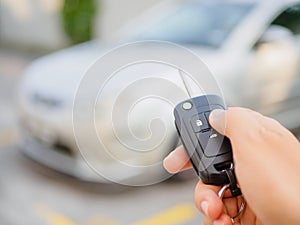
19 0 300 184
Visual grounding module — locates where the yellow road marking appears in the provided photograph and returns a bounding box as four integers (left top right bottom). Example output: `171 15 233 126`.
44 213 79 225
86 216 121 225
36 204 79 225
35 202 197 225
36 204 121 225
0 128 18 147
130 203 197 225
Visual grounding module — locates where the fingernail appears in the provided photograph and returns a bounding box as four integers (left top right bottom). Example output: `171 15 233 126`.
213 220 224 225
163 157 170 170
163 151 175 165
200 201 209 216
163 151 179 173
209 109 226 134
209 109 224 125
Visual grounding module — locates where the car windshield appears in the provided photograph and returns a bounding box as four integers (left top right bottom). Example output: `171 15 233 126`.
135 2 253 48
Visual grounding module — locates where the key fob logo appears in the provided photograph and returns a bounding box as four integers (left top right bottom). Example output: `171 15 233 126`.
196 119 203 127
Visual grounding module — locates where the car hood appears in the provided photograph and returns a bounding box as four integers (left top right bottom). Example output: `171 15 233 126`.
21 41 226 105
21 42 107 103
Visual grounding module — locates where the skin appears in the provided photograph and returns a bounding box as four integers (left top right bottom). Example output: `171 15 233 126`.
164 107 300 225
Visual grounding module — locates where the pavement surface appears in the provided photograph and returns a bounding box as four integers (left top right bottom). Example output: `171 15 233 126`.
0 48 204 225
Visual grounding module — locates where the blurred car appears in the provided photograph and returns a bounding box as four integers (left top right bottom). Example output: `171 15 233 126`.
18 0 300 183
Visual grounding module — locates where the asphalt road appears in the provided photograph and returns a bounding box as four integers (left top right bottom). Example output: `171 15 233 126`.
0 48 203 225
0 145 203 225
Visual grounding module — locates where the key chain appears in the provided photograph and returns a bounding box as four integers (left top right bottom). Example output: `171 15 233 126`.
218 165 246 223
218 184 246 223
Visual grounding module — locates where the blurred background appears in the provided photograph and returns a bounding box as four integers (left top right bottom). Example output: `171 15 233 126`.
0 0 300 224
0 1 201 225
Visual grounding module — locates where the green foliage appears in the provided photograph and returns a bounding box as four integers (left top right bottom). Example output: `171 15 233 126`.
62 0 97 44
272 4 300 34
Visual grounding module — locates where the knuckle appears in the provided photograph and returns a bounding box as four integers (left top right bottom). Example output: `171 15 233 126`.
225 108 256 136
246 123 266 142
194 182 211 210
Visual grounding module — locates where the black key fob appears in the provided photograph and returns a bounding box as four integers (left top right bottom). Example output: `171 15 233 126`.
174 95 235 187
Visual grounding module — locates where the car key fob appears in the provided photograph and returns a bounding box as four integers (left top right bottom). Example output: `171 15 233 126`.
174 95 241 196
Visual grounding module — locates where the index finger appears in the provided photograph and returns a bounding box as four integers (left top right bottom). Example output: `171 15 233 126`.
163 145 193 174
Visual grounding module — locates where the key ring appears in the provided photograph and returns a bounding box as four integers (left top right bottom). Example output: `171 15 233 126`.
218 184 246 224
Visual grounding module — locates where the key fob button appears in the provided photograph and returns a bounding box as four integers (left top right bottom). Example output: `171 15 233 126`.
190 114 210 133
196 130 210 150
204 111 211 121
197 130 231 157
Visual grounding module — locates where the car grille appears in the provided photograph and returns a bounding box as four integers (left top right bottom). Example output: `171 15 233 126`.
30 92 64 109
20 119 74 157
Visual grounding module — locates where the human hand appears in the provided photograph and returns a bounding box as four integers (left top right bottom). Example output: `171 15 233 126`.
164 107 300 225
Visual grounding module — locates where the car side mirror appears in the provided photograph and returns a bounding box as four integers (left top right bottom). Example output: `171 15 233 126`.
251 25 298 82
255 25 294 49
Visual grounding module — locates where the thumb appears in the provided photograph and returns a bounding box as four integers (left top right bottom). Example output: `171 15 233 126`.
208 107 261 138
208 109 227 135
